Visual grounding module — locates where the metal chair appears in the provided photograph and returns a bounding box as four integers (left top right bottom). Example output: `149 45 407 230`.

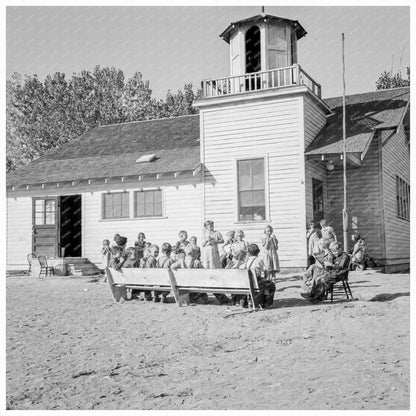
38 256 54 277
27 253 36 275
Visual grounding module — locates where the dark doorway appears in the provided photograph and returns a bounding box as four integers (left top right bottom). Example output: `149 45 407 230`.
312 178 324 226
245 26 261 73
60 195 82 257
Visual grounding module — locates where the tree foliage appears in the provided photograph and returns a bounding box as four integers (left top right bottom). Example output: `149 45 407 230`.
6 67 200 172
376 67 410 90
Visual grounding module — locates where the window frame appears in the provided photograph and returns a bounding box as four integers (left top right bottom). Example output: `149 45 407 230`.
234 155 269 224
133 188 164 218
101 191 130 220
396 175 410 221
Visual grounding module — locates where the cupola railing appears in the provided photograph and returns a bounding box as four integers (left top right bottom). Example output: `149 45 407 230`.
201 64 321 99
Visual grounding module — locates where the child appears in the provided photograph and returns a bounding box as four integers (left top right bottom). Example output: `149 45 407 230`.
101 239 111 271
110 246 127 270
320 219 337 244
228 229 248 269
306 222 322 268
351 233 368 271
240 244 276 308
134 232 146 266
110 234 120 248
140 244 159 301
189 236 201 260
303 238 334 288
171 245 208 304
154 243 174 303
220 230 235 268
123 247 137 268
261 225 280 279
174 231 190 259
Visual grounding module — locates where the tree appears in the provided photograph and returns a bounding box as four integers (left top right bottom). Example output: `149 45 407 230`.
376 67 410 90
6 68 200 172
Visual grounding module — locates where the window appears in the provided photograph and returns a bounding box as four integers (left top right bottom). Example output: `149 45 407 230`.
134 190 162 218
238 158 265 221
34 199 56 225
396 176 410 220
102 192 129 219
268 25 288 69
312 178 324 224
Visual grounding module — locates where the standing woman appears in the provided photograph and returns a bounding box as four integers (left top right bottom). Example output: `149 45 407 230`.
202 220 224 268
202 220 229 305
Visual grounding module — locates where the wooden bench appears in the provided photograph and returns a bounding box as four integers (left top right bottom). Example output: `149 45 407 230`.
170 269 260 309
106 268 172 302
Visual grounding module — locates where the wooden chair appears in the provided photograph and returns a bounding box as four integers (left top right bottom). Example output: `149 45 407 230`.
27 253 36 275
106 268 172 302
327 271 353 302
170 268 260 309
38 256 54 277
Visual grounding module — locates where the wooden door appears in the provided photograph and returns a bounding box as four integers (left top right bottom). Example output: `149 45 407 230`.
32 197 59 257
312 178 324 226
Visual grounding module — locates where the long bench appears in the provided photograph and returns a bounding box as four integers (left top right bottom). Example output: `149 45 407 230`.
106 267 260 309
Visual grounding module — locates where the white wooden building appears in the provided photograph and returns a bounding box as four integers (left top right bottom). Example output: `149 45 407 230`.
6 13 410 273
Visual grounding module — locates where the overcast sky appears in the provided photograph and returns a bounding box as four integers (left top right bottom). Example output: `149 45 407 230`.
6 5 410 99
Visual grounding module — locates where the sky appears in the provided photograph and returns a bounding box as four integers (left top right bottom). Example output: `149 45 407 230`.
6 5 410 99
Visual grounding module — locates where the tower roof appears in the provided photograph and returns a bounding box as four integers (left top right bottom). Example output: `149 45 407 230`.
220 13 307 43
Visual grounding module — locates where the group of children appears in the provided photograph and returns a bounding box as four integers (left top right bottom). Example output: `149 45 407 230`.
100 221 280 307
302 218 373 302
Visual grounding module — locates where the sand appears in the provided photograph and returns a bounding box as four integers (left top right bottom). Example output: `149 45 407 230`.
6 270 410 410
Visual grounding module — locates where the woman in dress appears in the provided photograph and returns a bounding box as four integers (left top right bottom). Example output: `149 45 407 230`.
261 225 280 279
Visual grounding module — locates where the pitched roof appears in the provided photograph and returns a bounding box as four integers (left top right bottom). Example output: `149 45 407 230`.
306 87 410 156
220 13 307 43
7 114 201 187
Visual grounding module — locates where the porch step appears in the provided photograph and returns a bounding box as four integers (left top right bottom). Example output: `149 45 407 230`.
65 258 100 277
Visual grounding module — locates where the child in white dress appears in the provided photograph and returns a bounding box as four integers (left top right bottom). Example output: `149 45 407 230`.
261 225 280 279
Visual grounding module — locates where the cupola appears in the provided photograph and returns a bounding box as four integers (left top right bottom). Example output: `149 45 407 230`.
220 13 307 77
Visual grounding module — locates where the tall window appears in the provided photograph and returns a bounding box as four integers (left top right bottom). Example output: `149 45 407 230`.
34 199 56 225
134 190 162 218
312 178 324 224
396 176 410 220
102 192 129 219
238 158 265 221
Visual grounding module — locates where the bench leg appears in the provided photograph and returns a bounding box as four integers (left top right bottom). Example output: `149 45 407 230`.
113 286 128 302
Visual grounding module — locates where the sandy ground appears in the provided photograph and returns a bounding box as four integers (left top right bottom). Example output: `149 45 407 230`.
6 270 410 410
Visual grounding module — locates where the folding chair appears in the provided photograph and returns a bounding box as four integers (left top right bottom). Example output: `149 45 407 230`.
38 256 54 277
27 253 36 275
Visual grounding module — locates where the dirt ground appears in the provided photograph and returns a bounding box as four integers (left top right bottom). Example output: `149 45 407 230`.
6 270 410 410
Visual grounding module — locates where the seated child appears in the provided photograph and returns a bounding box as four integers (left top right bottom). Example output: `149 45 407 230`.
173 231 190 259
154 243 174 303
227 229 248 270
110 246 127 270
134 232 146 266
139 242 152 268
240 243 276 308
142 244 159 301
171 245 208 304
110 234 120 248
303 238 334 288
123 247 137 268
220 230 235 268
189 236 201 260
350 233 368 271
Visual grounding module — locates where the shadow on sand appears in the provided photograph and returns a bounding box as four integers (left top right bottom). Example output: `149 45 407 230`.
368 292 410 302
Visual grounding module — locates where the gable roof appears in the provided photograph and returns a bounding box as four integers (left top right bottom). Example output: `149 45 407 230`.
7 114 201 187
220 13 307 43
306 87 410 157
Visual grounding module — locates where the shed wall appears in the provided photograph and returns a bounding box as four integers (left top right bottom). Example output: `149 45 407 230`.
325 138 383 258
381 126 410 264
7 197 33 269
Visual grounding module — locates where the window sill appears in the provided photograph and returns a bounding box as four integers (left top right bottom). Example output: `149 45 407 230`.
100 216 168 222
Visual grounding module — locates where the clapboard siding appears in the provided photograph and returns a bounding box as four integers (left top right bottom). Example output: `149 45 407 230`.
82 184 202 265
201 96 307 268
381 126 410 262
325 137 383 258
7 197 33 268
303 95 327 149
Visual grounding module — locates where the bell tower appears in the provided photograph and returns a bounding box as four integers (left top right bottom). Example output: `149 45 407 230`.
220 13 307 77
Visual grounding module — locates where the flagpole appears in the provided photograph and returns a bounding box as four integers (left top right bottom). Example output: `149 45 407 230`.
342 33 348 252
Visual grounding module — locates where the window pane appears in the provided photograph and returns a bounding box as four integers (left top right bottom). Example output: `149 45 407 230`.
136 192 145 205
136 203 145 217
240 191 252 207
45 212 55 225
145 191 154 204
238 160 252 190
252 190 265 205
154 202 162 216
45 200 55 212
114 203 122 218
145 203 154 216
35 200 44 212
154 190 162 203
251 159 264 189
35 213 44 225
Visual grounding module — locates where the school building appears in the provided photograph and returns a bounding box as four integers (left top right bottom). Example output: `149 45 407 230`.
6 13 410 273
